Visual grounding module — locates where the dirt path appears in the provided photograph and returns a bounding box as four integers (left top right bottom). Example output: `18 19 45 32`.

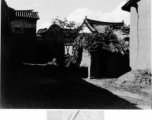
84 78 151 109
1 65 141 109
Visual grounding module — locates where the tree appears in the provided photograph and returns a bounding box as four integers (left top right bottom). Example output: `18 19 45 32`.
51 17 83 55
52 16 82 30
66 25 130 78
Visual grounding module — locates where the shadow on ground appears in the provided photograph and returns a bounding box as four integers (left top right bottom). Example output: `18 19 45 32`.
1 65 139 109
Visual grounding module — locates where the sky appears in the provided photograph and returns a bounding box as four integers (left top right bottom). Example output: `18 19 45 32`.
5 0 130 31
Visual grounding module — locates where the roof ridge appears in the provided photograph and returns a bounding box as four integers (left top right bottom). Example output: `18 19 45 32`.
15 9 34 12
86 18 124 25
81 17 125 33
84 18 96 32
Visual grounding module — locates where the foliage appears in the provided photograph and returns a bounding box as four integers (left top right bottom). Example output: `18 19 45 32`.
65 27 129 67
73 26 129 53
50 17 83 44
52 16 82 31
51 17 84 67
50 17 130 68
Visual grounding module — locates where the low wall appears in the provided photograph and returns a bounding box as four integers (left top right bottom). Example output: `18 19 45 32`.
80 49 130 78
80 49 91 67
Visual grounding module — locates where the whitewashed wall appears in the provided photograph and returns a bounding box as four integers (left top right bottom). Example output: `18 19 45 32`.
130 0 151 70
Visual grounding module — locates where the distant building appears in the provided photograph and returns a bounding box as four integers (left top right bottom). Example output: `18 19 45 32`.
36 34 43 41
37 24 65 63
122 0 151 70
79 17 130 78
80 16 125 33
37 24 78 63
11 9 39 63
63 28 78 55
36 28 47 41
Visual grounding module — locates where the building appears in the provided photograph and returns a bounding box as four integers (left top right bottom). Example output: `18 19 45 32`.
79 17 130 78
1 0 16 84
122 0 151 70
11 9 39 63
37 24 79 63
38 24 65 64
62 28 79 55
80 16 125 33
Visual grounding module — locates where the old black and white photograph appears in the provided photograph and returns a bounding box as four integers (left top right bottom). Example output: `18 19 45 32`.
1 0 151 109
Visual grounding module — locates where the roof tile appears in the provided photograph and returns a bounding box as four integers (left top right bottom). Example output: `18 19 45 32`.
15 10 39 19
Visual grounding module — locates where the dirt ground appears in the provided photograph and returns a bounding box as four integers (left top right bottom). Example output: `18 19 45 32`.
84 78 151 109
1 65 151 109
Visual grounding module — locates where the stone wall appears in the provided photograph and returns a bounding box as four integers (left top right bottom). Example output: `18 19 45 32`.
11 19 36 29
11 18 37 63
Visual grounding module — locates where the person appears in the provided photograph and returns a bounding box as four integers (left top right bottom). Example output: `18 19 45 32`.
47 58 57 66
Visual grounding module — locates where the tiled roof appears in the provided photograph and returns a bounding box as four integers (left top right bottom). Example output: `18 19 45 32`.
82 17 124 33
86 18 124 26
15 10 39 19
37 28 48 34
121 0 140 12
